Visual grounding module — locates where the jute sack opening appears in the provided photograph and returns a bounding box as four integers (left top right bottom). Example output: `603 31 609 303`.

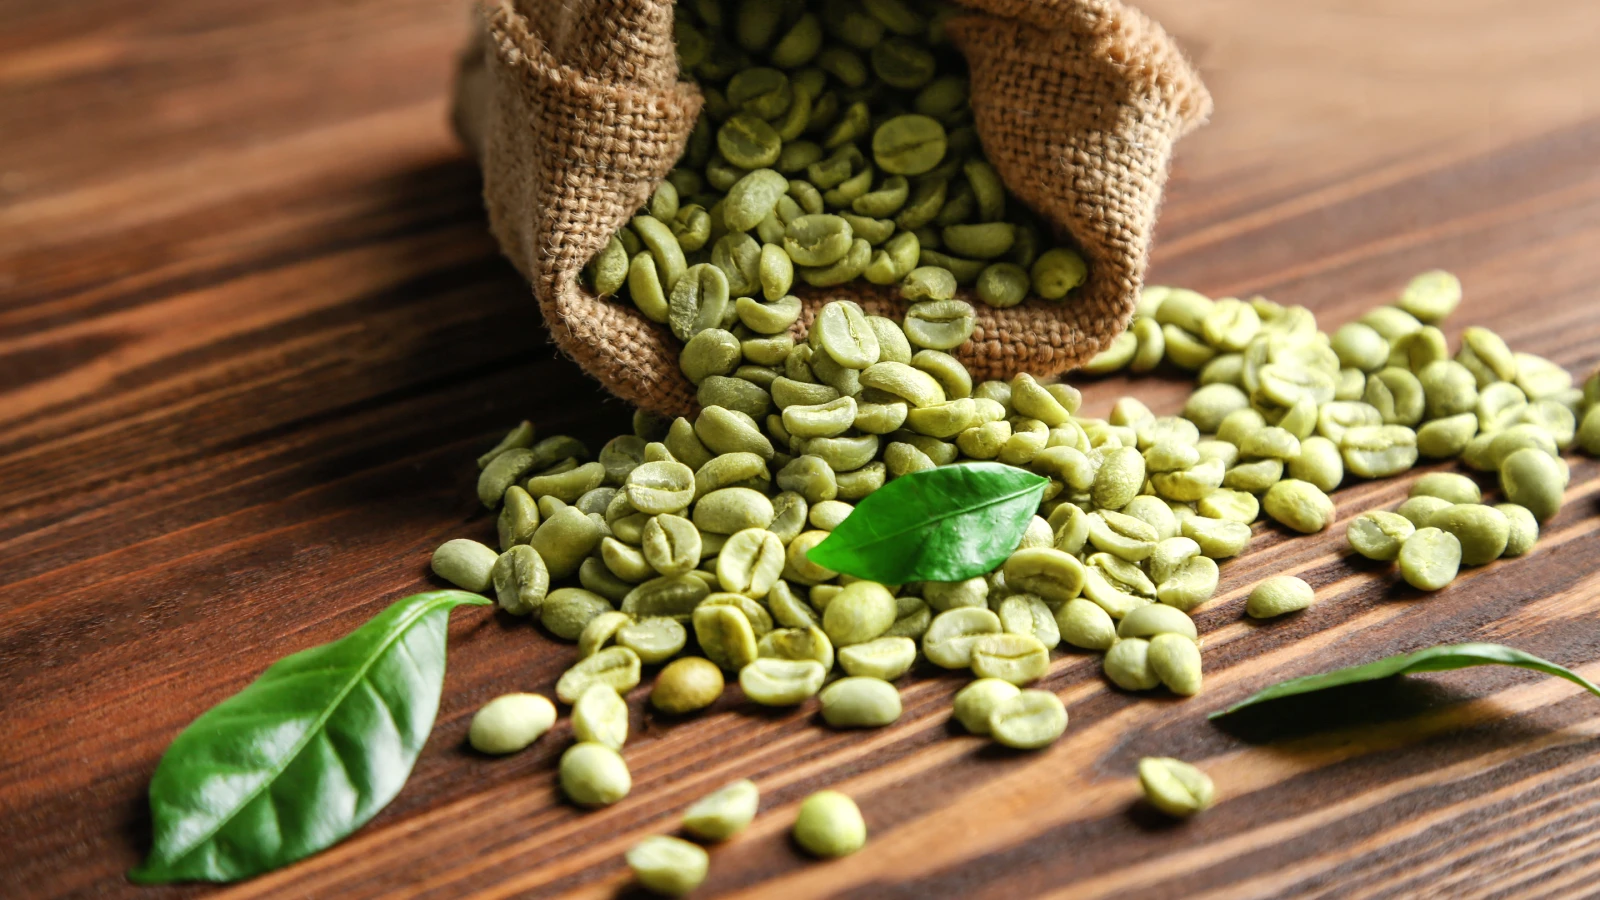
452 0 1210 416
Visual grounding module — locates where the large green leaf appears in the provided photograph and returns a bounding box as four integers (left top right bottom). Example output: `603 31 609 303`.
1211 642 1600 719
806 462 1049 583
130 590 489 883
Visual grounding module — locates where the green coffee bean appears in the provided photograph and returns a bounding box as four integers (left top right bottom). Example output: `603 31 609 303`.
1341 424 1419 479
694 603 761 671
478 421 536 471
1246 575 1314 618
1364 367 1426 426
616 617 687 663
698 374 771 419
581 557 635 604
1408 472 1480 505
560 742 631 807
1431 504 1510 566
822 580 897 646
1500 447 1565 522
477 447 537 509
1151 457 1226 503
1360 305 1423 342
1031 248 1087 300
988 689 1068 749
715 528 786 598
1454 326 1517 387
1263 480 1336 534
578 610 631 658
820 676 903 727
759 623 835 669
1002 548 1087 603
1139 757 1214 818
571 684 629 751
431 538 499 592
1417 412 1479 458
469 693 556 755
923 607 1003 668
1091 445 1146 509
1182 515 1253 559
804 433 880 470
680 329 742 384
1578 406 1600 455
1155 556 1219 612
1495 503 1540 557
784 530 836 584
1347 511 1415 561
1048 598 1111 651
798 237 872 286
1117 604 1198 641
682 779 760 843
950 678 1019 735
1127 317 1165 373
626 835 708 898
525 460 606 504
740 657 827 705
902 299 975 350
1398 526 1461 591
1084 331 1138 373
1396 270 1462 322
694 486 776 533
1518 399 1577 449
1086 510 1160 562
769 491 810 543
489 544 549 616
556 646 641 705
837 636 917 680
1148 633 1202 696
872 114 946 175
1196 488 1259 524
1392 326 1448 371
969 633 1050 685
651 656 724 714
1397 495 1451 529
718 113 782 168
1332 322 1390 372
496 486 541 551
793 790 867 858
998 593 1061 648
1486 423 1559 469
1104 637 1160 691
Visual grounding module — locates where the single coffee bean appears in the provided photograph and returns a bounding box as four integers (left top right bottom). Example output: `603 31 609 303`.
468 693 556 755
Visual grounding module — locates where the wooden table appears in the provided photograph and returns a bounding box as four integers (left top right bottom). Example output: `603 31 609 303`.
4 1 1599 897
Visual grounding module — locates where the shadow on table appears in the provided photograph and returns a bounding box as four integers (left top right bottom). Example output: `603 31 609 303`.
1210 677 1477 745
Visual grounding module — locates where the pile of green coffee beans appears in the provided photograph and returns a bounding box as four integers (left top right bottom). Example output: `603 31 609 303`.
581 0 1090 346
442 269 1596 891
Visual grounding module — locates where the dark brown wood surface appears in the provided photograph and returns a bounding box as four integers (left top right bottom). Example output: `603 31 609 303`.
4 0 1600 897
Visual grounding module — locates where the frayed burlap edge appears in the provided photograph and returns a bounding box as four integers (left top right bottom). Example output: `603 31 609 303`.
453 0 1210 417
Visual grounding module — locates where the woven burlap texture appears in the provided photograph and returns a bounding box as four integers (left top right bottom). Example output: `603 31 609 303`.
453 0 1210 417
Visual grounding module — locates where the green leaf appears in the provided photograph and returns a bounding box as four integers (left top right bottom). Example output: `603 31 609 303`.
1210 642 1600 719
806 462 1049 583
130 590 490 884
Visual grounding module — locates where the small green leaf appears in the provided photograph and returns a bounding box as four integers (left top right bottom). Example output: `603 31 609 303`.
806 462 1049 583
1210 642 1600 719
130 590 490 884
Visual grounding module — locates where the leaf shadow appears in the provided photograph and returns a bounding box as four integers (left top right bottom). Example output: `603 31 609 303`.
1211 677 1476 744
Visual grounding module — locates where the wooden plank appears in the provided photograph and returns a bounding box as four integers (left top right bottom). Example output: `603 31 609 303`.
1 0 1598 897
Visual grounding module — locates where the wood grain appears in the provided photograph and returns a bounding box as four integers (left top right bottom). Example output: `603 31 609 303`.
2 0 1599 897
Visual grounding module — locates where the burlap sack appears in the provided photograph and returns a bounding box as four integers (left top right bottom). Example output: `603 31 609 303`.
452 0 1210 416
